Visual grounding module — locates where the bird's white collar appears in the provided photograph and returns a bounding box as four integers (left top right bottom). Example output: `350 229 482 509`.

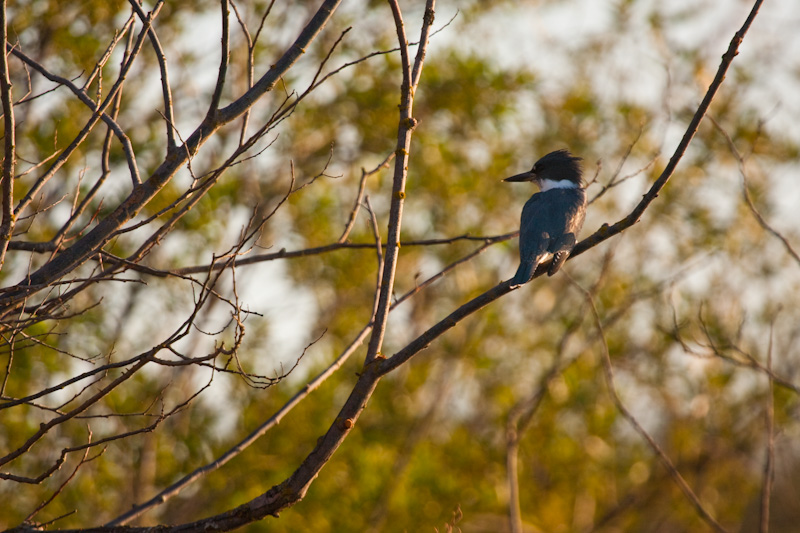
539 178 580 192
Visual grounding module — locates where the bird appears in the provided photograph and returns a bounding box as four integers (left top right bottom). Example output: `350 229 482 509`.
504 149 587 289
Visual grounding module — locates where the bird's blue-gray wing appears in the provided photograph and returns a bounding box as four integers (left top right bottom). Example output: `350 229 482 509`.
512 189 587 285
544 189 587 275
509 194 550 287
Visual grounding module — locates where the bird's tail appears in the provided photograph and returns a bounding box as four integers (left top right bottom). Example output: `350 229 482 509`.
509 261 535 289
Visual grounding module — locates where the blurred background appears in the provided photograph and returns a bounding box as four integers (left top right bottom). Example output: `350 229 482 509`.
1 0 799 531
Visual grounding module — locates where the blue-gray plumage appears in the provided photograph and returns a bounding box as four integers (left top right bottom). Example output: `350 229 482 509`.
505 149 587 288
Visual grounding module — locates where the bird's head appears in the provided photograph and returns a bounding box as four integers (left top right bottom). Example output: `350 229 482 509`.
504 149 583 191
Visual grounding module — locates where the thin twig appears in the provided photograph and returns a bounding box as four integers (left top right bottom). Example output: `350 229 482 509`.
108 231 494 525
0 0 343 310
8 3 160 198
339 152 395 243
128 0 176 151
364 195 384 316
568 0 765 267
759 316 776 533
709 116 800 267
23 432 101 523
578 281 728 533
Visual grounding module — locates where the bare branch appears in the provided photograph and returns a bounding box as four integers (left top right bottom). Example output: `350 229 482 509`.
364 0 435 366
0 0 344 310
709 116 800 267
128 0 176 152
0 0 16 269
578 280 729 533
0 356 152 470
217 0 342 124
7 5 156 200
364 195 384 316
506 361 565 533
339 152 394 243
108 230 498 525
568 0 765 265
759 316 775 533
23 432 100 523
207 0 231 118
171 232 514 276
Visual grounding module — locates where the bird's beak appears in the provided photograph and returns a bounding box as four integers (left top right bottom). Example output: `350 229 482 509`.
503 171 536 182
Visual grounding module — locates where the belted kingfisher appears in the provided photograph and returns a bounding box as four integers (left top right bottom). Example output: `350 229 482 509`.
504 149 587 289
